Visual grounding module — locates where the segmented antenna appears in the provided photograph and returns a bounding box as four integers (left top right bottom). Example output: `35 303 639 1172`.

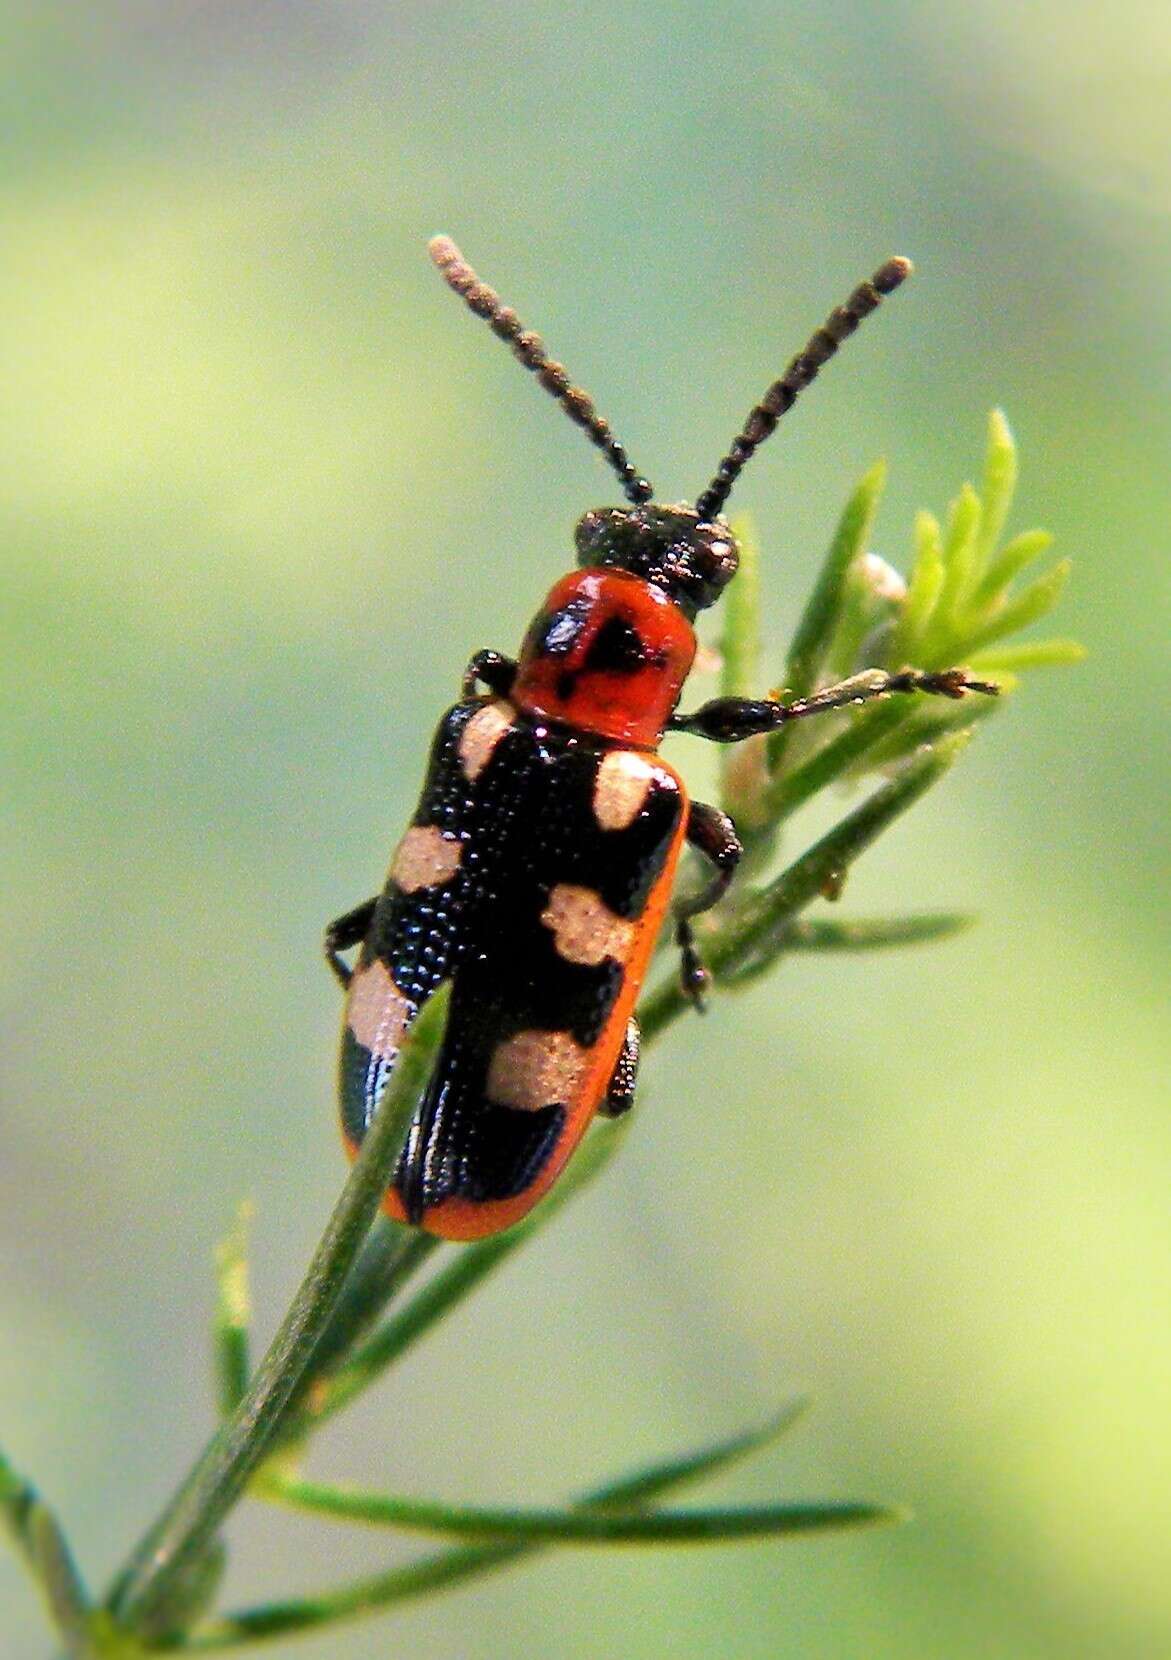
695 256 913 523
428 236 653 506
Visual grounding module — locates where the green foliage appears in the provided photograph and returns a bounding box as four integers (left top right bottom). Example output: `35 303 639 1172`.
4 414 1078 1654
261 1469 896 1545
185 1405 814 1649
767 458 888 772
212 1206 252 1421
109 990 451 1636
1 1446 95 1657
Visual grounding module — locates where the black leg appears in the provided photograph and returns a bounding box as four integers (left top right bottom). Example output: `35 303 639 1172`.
461 649 518 700
324 897 377 990
675 800 743 1013
670 667 998 743
598 1018 640 1117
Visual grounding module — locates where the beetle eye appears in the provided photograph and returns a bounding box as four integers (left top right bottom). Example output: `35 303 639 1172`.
535 599 591 657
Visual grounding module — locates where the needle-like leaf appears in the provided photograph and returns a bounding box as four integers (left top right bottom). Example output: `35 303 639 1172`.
719 516 769 825
973 408 1018 574
261 1470 896 1545
720 514 763 702
859 688 1003 770
213 1204 252 1420
768 460 886 771
932 482 982 635
962 561 1071 655
888 509 944 665
969 638 1086 673
29 1505 94 1658
1 1446 94 1657
967 528 1053 613
721 912 973 982
762 698 909 823
185 1403 818 1648
0 1445 34 1569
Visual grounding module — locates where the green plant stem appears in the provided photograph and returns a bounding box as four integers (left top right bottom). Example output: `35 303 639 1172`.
107 990 450 1639
284 1116 631 1439
295 1222 437 1385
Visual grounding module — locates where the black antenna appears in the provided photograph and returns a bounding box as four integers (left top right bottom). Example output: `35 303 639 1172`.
428 236 653 506
695 256 913 522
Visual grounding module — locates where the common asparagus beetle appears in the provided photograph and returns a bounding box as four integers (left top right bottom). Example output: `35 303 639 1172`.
327 237 995 1240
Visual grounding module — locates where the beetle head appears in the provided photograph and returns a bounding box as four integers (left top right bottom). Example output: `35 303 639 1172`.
573 504 738 619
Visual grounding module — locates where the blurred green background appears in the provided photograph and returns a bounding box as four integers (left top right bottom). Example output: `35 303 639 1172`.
3 3 1169 1656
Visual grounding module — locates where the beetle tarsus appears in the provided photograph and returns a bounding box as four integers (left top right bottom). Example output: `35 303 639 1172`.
675 917 711 1013
671 799 742 1012
324 897 378 989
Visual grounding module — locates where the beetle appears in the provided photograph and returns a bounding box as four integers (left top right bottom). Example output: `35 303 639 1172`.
326 236 996 1240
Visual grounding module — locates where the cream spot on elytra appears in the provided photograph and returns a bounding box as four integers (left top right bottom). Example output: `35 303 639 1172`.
347 959 412 1061
390 824 463 892
485 1029 590 1112
593 749 656 831
540 883 634 966
458 699 514 782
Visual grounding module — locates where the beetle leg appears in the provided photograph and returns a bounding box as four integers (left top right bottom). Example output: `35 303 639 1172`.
669 667 998 742
324 897 377 989
674 800 742 1013
461 649 518 700
598 1018 640 1117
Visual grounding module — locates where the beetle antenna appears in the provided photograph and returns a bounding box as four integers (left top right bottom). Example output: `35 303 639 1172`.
429 235 653 507
695 256 913 523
